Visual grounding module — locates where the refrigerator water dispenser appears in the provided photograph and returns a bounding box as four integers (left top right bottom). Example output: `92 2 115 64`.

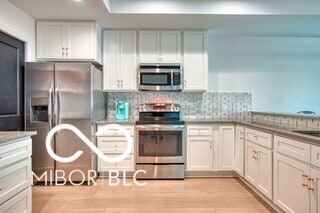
30 98 48 122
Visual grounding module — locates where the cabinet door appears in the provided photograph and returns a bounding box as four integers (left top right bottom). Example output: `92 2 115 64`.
183 31 208 91
120 31 137 91
218 125 235 171
187 137 213 171
66 22 95 59
245 141 258 185
274 153 310 213
99 155 134 172
139 31 159 63
160 31 181 63
36 22 65 59
235 126 245 177
257 145 272 199
310 167 320 213
103 31 120 91
0 187 31 213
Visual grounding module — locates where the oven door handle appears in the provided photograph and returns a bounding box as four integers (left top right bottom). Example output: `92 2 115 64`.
136 125 185 131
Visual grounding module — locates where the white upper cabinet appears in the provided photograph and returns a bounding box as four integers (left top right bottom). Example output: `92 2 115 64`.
66 22 95 59
139 30 181 63
160 31 181 63
183 31 208 91
36 21 102 64
103 30 137 91
139 31 159 63
36 22 65 59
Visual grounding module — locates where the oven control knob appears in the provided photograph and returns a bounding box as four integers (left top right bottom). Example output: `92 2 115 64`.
139 104 146 111
171 105 179 111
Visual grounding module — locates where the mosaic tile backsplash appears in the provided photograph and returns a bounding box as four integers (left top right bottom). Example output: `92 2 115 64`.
251 112 320 130
106 92 252 121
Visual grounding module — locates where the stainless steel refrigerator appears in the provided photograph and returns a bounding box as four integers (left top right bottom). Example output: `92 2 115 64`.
25 62 105 183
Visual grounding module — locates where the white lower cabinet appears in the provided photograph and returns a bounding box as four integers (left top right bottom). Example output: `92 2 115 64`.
186 137 213 171
273 136 320 213
0 137 32 213
218 125 235 171
97 125 135 172
274 153 310 213
0 187 31 213
234 126 245 177
310 167 320 213
245 140 272 199
245 141 258 185
186 125 213 171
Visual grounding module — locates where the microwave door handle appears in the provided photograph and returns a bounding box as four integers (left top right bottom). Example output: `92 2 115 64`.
48 85 53 130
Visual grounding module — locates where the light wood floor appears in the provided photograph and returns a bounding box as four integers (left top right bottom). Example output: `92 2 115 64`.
33 177 274 213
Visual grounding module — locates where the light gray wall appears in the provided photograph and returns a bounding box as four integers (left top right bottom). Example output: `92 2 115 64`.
0 0 35 61
208 35 320 114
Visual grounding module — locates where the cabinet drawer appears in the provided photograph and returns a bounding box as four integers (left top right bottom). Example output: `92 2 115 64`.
245 128 272 149
187 125 213 136
97 125 134 136
0 138 31 169
311 145 320 168
98 137 134 154
98 154 134 172
0 186 31 213
0 158 31 205
274 135 310 163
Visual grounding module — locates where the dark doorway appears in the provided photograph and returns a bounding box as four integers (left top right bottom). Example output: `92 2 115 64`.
0 31 25 130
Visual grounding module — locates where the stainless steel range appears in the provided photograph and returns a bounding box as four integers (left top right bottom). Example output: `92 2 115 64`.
135 103 185 179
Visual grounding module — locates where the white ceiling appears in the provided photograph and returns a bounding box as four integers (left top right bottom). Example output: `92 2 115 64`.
8 0 320 36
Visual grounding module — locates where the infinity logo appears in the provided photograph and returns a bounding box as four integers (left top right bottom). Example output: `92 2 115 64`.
45 124 132 163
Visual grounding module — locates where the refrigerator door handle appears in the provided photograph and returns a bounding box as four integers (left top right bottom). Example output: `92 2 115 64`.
55 85 61 126
48 85 54 130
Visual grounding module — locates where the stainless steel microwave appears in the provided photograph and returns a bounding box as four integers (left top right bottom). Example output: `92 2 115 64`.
138 64 182 91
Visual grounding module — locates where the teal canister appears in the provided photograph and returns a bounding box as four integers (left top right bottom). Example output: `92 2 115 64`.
116 102 129 120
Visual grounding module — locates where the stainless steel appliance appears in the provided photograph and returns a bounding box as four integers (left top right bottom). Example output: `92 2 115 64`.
25 62 105 183
136 103 185 179
138 64 182 91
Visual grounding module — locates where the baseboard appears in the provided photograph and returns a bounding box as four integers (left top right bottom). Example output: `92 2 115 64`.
98 171 135 177
238 176 284 213
185 170 237 177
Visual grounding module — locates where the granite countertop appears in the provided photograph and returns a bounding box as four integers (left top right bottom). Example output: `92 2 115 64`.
0 131 37 144
96 119 136 125
184 118 320 145
96 118 320 145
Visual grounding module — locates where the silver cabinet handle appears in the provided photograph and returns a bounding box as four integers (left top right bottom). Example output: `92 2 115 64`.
121 80 123 88
62 47 65 57
48 85 54 130
66 48 69 57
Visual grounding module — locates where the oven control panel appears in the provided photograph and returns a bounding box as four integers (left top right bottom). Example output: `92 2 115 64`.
138 103 180 112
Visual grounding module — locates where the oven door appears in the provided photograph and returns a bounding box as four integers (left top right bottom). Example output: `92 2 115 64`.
136 125 185 164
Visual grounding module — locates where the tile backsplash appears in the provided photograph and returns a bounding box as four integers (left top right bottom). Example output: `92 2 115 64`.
106 92 252 121
251 111 320 130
